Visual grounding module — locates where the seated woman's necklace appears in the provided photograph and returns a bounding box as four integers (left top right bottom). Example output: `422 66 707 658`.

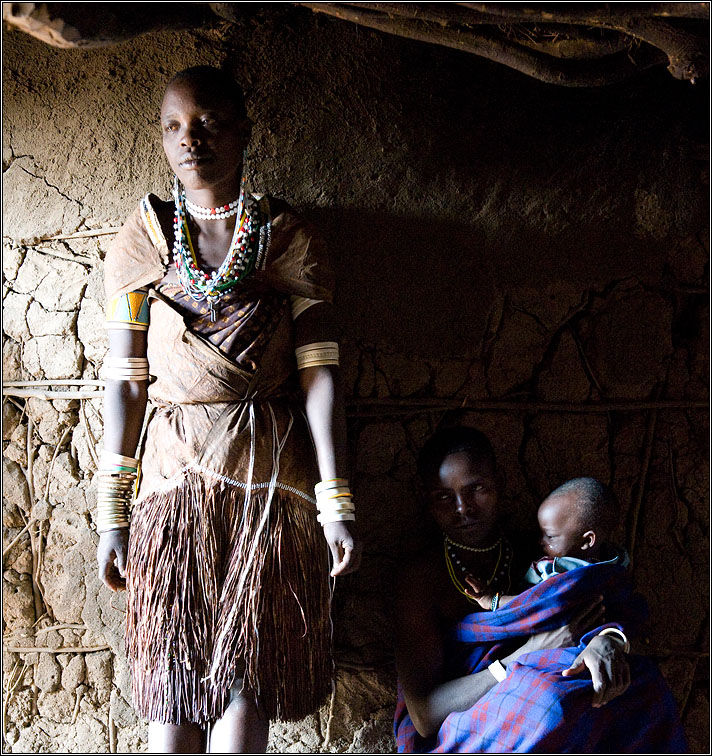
444 535 514 604
172 174 259 321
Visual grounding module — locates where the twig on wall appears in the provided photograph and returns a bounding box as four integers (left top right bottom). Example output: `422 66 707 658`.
626 405 659 560
80 400 101 470
46 228 121 241
4 380 104 387
2 389 104 400
5 645 111 653
346 398 707 415
44 425 73 501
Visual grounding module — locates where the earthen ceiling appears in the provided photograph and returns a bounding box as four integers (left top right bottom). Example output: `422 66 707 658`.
3 2 709 86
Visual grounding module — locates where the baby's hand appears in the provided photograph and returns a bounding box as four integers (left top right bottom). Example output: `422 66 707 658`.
464 576 493 610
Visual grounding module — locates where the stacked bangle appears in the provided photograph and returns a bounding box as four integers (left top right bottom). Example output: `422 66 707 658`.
101 356 150 381
96 450 138 533
314 477 356 524
491 593 501 612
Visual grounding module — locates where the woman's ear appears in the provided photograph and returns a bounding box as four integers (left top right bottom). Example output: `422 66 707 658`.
580 530 596 551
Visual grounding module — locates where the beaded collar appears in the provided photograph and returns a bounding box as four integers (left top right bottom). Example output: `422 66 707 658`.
171 175 259 321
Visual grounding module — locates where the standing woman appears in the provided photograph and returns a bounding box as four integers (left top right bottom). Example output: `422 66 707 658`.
97 66 360 753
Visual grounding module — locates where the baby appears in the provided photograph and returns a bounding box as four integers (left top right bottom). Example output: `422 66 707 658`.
467 477 629 610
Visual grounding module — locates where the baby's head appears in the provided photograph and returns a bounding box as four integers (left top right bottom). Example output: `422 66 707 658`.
538 477 617 561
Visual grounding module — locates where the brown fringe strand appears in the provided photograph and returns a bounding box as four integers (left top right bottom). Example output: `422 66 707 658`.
125 469 333 725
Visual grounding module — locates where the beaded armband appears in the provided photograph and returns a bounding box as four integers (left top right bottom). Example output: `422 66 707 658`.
295 341 339 370
96 450 138 533
105 289 150 332
314 477 356 524
290 296 323 320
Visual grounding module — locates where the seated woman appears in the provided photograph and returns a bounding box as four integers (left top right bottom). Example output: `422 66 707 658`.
394 426 687 753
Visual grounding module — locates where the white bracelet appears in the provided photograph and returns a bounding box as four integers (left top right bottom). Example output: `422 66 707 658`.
488 659 507 682
290 296 322 320
315 478 356 524
598 627 630 653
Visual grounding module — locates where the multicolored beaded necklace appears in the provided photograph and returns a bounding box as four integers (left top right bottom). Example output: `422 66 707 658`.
443 535 513 605
171 174 259 321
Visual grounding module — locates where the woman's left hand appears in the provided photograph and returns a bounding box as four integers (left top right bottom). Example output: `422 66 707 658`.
322 521 362 576
562 632 631 707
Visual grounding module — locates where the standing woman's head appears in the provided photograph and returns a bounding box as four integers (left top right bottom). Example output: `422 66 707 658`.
160 66 252 198
417 427 501 548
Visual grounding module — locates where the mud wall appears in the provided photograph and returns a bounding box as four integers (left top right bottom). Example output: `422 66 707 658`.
2 6 708 753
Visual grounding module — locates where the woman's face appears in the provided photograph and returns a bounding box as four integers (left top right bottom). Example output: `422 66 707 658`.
160 78 250 197
424 451 500 547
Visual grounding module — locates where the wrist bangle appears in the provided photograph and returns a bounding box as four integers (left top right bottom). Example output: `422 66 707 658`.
491 593 500 612
598 627 630 653
314 478 356 523
488 659 507 682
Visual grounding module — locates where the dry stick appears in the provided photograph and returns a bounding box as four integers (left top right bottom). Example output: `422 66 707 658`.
44 425 73 501
666 443 687 553
322 681 338 750
108 699 117 753
5 645 110 653
71 688 84 725
80 399 100 469
3 523 32 558
46 228 121 241
35 520 46 607
2 389 104 400
23 417 45 624
626 406 659 561
346 398 707 414
2 660 27 740
4 380 104 388
35 624 87 635
30 247 95 266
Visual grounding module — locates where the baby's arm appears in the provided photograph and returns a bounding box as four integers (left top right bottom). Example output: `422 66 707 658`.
464 576 516 611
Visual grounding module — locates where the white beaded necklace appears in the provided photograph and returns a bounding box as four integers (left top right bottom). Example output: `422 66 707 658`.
185 196 240 220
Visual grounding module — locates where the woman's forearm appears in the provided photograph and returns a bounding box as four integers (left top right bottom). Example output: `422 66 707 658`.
102 379 148 456
408 639 533 737
300 364 348 480
408 668 500 737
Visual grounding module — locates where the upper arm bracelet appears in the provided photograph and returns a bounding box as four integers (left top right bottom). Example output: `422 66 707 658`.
290 295 323 320
105 289 150 332
295 341 339 370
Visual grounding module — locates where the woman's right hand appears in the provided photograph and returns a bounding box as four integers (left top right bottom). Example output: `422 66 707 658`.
97 528 129 591
520 597 605 654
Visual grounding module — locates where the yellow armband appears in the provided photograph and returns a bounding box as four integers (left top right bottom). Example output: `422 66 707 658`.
105 289 150 332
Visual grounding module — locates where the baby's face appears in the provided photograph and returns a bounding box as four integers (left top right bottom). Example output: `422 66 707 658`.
538 492 586 558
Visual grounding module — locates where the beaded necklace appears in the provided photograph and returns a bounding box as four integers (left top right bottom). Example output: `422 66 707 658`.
445 534 502 553
185 196 240 220
172 175 259 321
443 536 514 604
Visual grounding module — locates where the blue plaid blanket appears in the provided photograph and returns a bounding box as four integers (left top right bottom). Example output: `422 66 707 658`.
395 563 687 753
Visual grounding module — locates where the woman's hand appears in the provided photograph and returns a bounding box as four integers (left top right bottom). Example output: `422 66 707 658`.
562 632 631 707
322 521 361 576
97 528 129 591
520 597 605 655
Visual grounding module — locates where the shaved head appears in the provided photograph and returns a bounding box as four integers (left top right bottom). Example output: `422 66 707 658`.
165 66 247 120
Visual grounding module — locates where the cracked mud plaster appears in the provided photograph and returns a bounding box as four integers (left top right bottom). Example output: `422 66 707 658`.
2 6 709 753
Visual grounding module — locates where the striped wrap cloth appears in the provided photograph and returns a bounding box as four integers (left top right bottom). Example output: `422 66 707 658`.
395 563 688 753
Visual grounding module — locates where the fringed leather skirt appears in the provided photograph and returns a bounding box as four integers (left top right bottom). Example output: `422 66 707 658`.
124 400 333 726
